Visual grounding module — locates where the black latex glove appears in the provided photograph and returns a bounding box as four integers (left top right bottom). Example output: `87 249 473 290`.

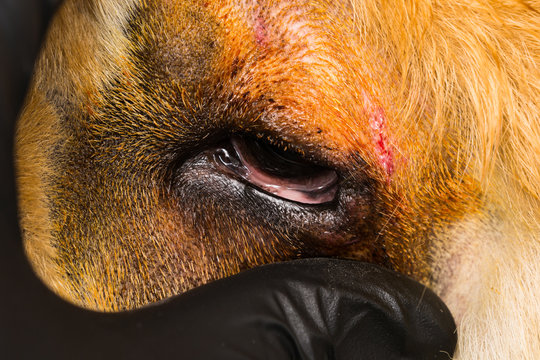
143 258 457 359
7 258 456 359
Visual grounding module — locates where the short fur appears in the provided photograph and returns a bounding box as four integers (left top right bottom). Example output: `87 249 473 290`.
16 0 540 358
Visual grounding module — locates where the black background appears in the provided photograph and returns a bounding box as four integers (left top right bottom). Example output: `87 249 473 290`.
0 0 64 356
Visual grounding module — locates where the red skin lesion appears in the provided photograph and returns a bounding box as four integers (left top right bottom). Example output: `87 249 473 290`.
370 107 395 177
254 15 269 47
362 90 395 177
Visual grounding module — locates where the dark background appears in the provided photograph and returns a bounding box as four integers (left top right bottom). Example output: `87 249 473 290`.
0 0 63 355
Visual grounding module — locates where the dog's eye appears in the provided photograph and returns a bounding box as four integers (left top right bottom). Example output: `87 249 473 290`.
213 137 338 204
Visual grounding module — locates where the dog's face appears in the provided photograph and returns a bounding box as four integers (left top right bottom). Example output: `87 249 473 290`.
16 0 539 358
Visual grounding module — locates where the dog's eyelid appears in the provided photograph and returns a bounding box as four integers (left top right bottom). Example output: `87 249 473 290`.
213 137 339 205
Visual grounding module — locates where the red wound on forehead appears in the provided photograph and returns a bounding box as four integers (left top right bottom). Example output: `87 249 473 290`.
370 107 395 176
255 15 268 47
361 90 395 177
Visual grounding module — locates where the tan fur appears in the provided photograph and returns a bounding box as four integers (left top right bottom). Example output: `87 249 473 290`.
16 92 65 297
16 0 540 358
16 0 141 308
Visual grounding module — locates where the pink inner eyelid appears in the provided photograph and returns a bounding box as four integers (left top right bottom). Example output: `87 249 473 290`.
229 138 338 205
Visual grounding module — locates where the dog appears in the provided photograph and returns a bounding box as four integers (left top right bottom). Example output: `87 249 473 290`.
16 1 540 358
